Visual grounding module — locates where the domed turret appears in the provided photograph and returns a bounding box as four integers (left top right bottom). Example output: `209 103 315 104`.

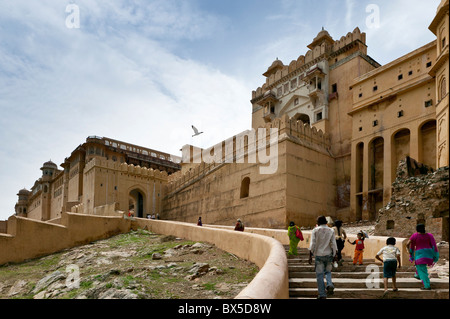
42 160 57 169
17 188 31 197
307 27 334 50
41 160 57 181
15 188 30 217
263 58 285 77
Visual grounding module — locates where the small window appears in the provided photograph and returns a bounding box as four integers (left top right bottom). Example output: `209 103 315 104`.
358 93 363 98
316 112 323 121
240 177 250 199
291 78 297 89
426 61 432 68
359 127 363 132
408 70 413 76
332 83 337 93
398 74 403 80
373 120 378 127
387 220 395 230
425 100 433 107
373 85 378 91
398 110 404 118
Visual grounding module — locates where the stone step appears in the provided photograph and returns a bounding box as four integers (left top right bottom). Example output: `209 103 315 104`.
288 271 439 279
288 258 377 264
289 287 450 299
289 277 449 289
288 264 417 272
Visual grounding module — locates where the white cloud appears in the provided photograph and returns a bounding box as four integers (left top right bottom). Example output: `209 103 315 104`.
0 0 250 220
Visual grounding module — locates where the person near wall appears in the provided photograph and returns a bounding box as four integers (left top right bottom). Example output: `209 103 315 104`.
234 219 245 232
308 216 338 299
287 221 304 256
406 224 439 290
348 231 366 265
197 217 202 226
375 237 402 295
332 220 347 265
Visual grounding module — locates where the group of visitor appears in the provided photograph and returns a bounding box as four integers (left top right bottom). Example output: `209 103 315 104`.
288 217 440 299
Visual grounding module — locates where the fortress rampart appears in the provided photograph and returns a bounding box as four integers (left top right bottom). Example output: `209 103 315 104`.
162 115 335 228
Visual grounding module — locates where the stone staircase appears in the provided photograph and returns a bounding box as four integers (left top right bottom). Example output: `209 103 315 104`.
286 246 449 299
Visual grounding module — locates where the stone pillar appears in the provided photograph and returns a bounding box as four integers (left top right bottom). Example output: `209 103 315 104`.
409 124 420 162
362 138 370 220
383 132 393 205
350 141 359 221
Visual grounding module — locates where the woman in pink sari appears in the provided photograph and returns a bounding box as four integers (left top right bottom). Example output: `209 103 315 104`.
406 224 439 290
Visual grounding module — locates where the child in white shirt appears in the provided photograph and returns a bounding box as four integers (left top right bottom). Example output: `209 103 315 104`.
376 237 401 294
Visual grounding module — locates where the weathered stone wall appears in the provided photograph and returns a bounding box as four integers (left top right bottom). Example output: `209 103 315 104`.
375 157 449 242
162 119 336 229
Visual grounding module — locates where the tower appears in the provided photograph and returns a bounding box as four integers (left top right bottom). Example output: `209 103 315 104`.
40 160 57 220
14 188 30 217
429 0 449 168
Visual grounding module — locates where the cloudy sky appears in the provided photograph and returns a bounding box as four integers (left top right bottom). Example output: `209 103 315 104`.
0 0 440 220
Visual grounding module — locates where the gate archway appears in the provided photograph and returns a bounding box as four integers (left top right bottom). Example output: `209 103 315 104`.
129 188 146 218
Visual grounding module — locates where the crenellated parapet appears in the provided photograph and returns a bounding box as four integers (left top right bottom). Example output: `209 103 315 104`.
84 157 169 181
331 27 366 52
165 114 330 195
260 114 331 148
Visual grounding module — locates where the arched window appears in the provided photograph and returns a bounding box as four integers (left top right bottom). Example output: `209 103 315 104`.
294 113 310 125
240 177 250 199
439 77 447 101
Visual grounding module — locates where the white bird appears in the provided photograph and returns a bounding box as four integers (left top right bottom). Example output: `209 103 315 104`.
191 125 203 137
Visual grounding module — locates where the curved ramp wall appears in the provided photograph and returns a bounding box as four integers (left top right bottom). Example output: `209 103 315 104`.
132 219 290 299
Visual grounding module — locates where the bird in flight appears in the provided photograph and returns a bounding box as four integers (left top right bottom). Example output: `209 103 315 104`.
192 125 204 137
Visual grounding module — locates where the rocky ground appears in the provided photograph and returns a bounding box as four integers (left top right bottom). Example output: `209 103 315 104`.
0 229 258 299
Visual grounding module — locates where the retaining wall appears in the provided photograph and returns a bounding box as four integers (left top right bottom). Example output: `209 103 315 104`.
0 213 411 299
0 212 130 265
209 225 410 265
131 219 290 299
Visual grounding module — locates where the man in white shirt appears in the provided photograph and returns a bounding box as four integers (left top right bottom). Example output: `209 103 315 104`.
309 215 338 299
